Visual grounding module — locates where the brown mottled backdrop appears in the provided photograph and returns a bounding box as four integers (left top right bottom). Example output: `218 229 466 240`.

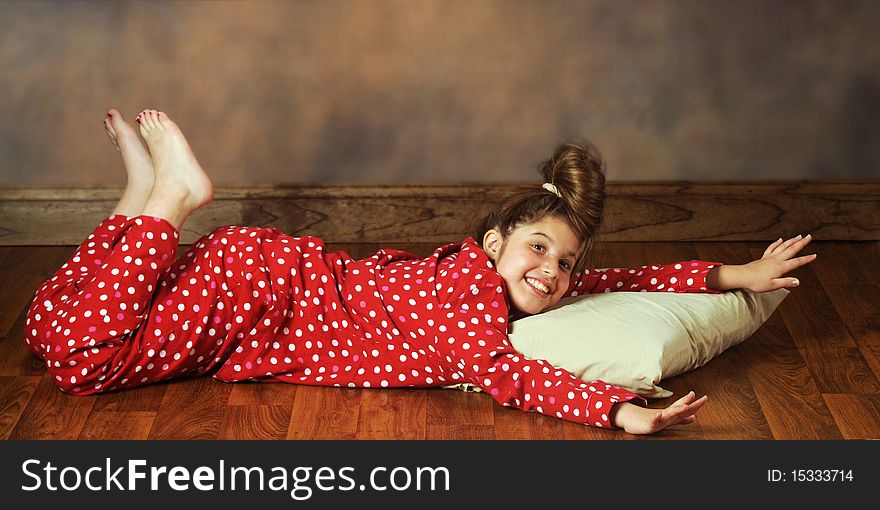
1 0 878 186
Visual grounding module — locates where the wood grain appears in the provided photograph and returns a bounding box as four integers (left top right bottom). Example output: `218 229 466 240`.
426 388 495 440
751 246 880 395
287 385 360 440
78 411 155 440
147 377 232 439
822 394 880 439
9 375 95 439
217 405 292 440
0 376 40 440
2 182 877 245
356 389 426 440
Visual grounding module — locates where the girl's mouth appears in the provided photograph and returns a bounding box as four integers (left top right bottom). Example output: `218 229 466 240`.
525 277 551 296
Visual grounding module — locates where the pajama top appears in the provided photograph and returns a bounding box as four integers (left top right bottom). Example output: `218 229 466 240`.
25 214 723 429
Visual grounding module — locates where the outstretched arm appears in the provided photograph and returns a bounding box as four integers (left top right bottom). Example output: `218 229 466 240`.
706 234 817 292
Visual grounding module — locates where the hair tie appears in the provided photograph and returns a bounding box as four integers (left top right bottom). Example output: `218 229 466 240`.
542 182 561 197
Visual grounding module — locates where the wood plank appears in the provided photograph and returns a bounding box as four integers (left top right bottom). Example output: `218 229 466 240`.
147 377 231 439
78 411 155 440
356 389 426 440
0 376 40 440
697 242 841 439
653 352 773 440
822 394 880 439
742 314 841 439
426 388 495 440
493 405 566 440
227 381 298 405
750 246 880 395
90 384 167 413
808 241 875 285
9 375 95 439
0 303 49 377
818 284 880 383
287 385 360 440
0 246 73 337
2 181 877 245
217 405 292 440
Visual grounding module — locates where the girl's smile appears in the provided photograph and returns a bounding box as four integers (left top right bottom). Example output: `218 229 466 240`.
482 216 581 316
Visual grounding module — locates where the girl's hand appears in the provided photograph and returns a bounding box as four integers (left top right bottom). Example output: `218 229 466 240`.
738 234 818 292
610 392 708 435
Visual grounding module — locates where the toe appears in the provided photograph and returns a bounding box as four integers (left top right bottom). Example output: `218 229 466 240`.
104 117 117 137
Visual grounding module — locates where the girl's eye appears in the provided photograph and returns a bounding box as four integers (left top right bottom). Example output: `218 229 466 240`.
560 260 571 271
531 243 544 252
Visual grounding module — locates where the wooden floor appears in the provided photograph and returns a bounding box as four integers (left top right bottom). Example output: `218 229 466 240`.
1 239 878 440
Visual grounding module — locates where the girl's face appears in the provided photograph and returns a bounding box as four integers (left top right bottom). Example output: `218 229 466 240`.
482 215 581 316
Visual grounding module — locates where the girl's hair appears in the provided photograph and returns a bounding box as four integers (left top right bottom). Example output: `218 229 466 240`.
474 140 607 275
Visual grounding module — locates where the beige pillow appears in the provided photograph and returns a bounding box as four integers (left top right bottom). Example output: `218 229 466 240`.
445 288 788 398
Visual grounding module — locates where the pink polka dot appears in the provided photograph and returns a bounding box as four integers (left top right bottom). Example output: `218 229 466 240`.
415 279 422 284
549 396 556 404
381 286 389 292
296 357 304 363
332 365 339 372
245 361 252 369
116 313 125 320
162 254 168 261
398 316 406 323
359 301 366 308
166 299 173 306
226 257 234 264
88 326 97 333
353 354 360 362
210 281 216 289
155 316 162 323
213 316 221 324
94 259 102 265
85 293 92 299
54 345 61 352
114 291 122 298
491 388 499 395
452 272 460 279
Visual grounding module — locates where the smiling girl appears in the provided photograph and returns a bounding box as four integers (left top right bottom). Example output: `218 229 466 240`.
23 109 816 434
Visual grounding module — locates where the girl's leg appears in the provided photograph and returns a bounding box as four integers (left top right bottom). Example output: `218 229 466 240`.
25 109 214 393
103 109 155 218
25 215 181 393
136 109 213 231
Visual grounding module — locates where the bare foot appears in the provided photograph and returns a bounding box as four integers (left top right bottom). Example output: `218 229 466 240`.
105 109 155 216
137 109 214 230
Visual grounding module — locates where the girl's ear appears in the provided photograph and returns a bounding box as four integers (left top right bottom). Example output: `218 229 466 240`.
482 228 503 261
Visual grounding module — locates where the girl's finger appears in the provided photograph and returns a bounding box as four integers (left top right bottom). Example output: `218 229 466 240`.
672 391 696 407
781 234 812 257
763 238 783 258
772 277 799 289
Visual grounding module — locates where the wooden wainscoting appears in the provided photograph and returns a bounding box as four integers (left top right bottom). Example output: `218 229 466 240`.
0 181 878 245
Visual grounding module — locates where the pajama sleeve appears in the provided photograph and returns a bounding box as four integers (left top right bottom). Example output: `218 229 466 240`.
433 277 646 428
568 260 725 297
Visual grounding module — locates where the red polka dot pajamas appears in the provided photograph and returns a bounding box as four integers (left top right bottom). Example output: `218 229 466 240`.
25 214 723 429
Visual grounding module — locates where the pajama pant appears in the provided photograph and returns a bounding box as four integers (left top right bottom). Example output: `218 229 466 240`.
24 214 279 395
